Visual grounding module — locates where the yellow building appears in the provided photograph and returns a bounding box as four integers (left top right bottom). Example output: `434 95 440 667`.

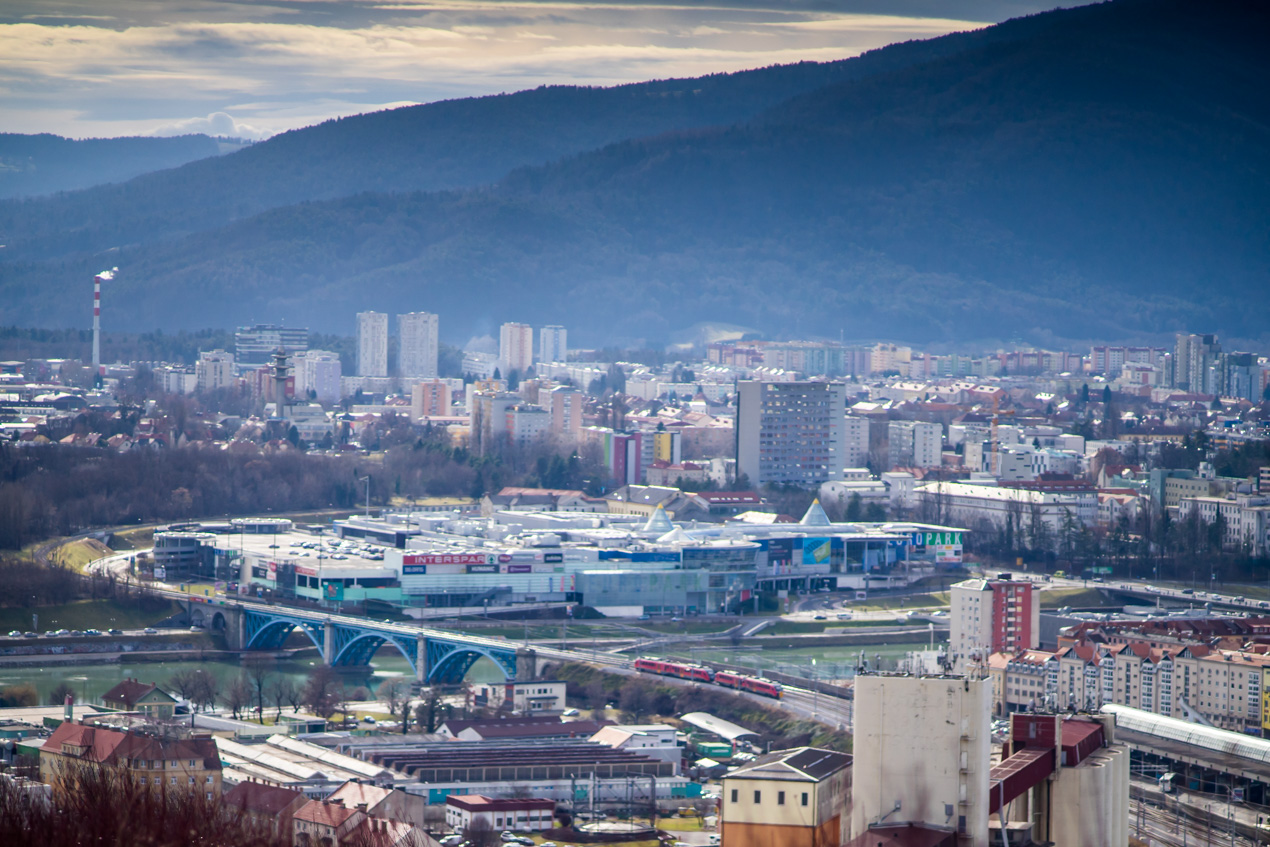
40 720 222 801
721 747 852 847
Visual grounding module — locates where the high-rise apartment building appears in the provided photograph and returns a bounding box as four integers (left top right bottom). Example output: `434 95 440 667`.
499 322 534 375
951 575 1039 669
356 311 388 377
1173 332 1220 392
888 420 942 469
194 349 234 392
843 415 870 468
398 311 439 379
411 378 452 419
233 324 309 366
538 325 568 365
736 381 847 486
550 386 584 445
292 350 341 404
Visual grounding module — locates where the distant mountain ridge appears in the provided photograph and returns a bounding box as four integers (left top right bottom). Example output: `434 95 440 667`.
1 0 1267 349
0 133 229 199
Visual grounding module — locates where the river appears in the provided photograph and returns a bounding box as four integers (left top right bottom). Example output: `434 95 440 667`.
0 652 507 707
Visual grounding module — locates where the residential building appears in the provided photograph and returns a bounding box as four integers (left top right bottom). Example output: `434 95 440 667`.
40 720 222 801
549 386 584 444
721 747 852 847
842 415 869 469
195 349 234 392
445 794 555 834
293 799 366 847
737 380 847 486
101 678 179 719
234 324 308 366
507 404 551 449
538 325 567 364
887 420 942 469
293 350 341 404
951 576 1039 669
1173 332 1220 392
471 680 567 714
326 780 428 829
410 378 452 419
1178 493 1270 556
499 322 534 375
357 311 389 378
222 782 308 845
397 312 439 379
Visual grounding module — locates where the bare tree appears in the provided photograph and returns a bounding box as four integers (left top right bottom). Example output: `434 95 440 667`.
380 678 413 734
243 656 275 724
267 676 298 720
301 664 343 720
224 672 252 721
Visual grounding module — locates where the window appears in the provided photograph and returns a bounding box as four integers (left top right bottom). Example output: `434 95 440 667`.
188 777 195 785
140 777 147 786
170 777 177 786
731 789 738 803
206 792 213 801
753 791 761 804
802 793 809 807
777 791 785 806
206 775 213 784
189 760 196 767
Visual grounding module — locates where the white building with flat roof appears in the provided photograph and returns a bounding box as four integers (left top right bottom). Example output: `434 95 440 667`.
398 311 438 379
356 311 389 377
499 322 534 375
538 325 567 365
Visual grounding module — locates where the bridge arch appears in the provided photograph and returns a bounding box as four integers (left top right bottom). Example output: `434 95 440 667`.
245 618 324 652
426 641 517 684
331 632 414 670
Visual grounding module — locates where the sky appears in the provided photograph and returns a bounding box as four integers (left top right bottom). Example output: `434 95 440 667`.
1 0 1065 140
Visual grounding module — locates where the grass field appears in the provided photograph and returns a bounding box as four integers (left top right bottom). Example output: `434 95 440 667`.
843 592 949 611
1038 587 1117 608
52 538 114 572
0 598 181 633
762 619 920 635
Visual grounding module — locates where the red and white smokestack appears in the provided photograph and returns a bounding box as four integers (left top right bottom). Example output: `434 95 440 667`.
92 268 117 377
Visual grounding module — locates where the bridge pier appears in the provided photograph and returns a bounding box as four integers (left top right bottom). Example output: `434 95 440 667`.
323 619 336 666
516 648 537 681
416 635 428 683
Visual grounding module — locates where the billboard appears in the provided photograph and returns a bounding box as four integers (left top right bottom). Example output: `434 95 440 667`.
403 553 491 566
324 582 344 602
802 537 832 565
507 564 534 574
466 564 498 574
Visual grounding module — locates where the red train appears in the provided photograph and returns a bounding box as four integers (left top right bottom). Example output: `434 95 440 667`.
634 658 782 699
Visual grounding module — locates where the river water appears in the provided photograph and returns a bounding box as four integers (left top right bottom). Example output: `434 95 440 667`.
0 652 506 708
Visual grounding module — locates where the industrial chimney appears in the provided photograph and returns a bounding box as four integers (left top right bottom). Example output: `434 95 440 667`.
92 268 118 380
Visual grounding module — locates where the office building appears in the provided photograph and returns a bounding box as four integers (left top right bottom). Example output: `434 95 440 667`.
538 325 567 365
357 311 389 378
398 312 439 379
737 381 847 486
234 324 309 366
499 322 534 375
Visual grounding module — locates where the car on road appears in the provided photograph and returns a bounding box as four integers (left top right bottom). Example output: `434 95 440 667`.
836 613 852 620
813 615 827 620
562 708 580 716
23 632 37 638
142 627 158 634
107 628 123 635
84 629 101 636
6 630 19 637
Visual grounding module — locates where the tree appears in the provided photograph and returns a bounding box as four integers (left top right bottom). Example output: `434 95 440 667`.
414 687 450 733
301 664 343 720
48 682 76 706
267 676 299 721
844 493 862 522
380 679 413 735
223 673 252 721
243 656 275 724
465 817 499 847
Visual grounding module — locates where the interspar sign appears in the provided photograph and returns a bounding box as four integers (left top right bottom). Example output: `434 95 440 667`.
403 553 493 566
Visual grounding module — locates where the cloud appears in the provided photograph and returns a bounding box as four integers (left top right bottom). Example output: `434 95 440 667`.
148 111 271 140
0 1 1058 139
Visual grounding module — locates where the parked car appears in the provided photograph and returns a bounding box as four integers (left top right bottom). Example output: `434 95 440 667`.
439 835 464 847
562 708 580 717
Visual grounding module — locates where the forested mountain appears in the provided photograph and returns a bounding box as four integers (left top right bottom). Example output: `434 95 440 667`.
0 134 226 199
1 0 1266 347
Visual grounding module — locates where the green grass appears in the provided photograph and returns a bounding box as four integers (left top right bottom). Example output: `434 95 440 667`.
0 598 181 633
842 592 949 611
761 619 917 635
1039 587 1117 609
52 539 114 572
657 817 704 832
638 622 737 635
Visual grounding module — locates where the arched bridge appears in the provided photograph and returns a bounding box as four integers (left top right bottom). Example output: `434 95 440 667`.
187 601 530 684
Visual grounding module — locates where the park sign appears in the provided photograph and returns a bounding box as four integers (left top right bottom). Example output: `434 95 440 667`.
910 531 963 548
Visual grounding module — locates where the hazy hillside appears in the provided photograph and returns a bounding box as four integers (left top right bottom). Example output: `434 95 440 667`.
0 16 1068 265
2 0 1267 349
0 134 225 199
